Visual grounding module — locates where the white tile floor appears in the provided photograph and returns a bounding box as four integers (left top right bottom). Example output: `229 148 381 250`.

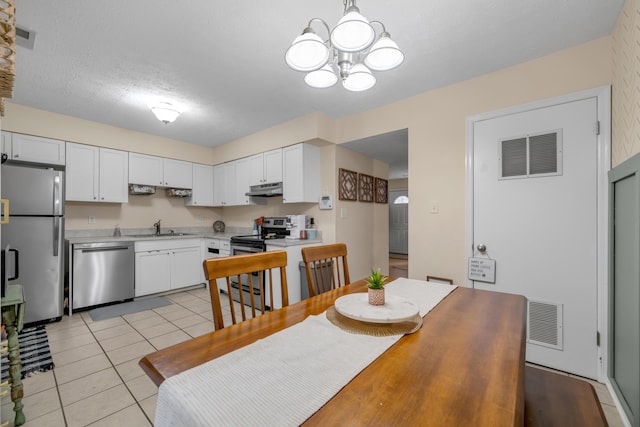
1 286 221 427
0 285 628 426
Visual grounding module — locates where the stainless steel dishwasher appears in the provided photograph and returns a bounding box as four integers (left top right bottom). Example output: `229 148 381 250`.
72 241 135 310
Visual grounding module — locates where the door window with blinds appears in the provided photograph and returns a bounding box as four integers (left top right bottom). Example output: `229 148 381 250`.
498 130 563 179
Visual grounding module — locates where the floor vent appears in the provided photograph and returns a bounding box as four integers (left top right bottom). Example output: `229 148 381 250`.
527 299 563 350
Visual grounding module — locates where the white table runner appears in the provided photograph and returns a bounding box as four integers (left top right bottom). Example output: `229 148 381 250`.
155 279 455 427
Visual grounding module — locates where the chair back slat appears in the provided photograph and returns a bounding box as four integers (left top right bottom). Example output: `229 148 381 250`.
301 244 350 298
203 251 289 330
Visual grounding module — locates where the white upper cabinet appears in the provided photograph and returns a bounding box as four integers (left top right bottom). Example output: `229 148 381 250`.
128 153 163 186
223 161 238 205
185 163 214 206
66 142 128 203
212 164 226 206
163 158 193 189
98 148 129 202
235 157 253 205
282 143 320 203
3 132 65 166
249 148 283 186
128 153 193 189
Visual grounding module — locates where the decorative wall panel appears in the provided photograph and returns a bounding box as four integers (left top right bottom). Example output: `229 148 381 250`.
358 173 374 202
338 168 357 201
375 177 388 204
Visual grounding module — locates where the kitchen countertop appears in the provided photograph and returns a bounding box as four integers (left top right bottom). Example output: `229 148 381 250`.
65 231 321 246
65 231 237 245
266 239 322 247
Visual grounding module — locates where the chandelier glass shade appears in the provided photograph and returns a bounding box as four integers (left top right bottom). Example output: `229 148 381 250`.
150 102 181 124
304 64 339 88
285 0 404 91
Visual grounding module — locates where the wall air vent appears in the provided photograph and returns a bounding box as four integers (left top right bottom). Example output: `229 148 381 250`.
15 26 35 49
527 299 563 350
498 129 563 180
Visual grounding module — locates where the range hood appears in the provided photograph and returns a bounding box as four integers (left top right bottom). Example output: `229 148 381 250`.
245 182 283 197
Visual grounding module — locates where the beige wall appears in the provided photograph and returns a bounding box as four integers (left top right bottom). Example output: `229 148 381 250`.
329 37 612 285
3 103 222 231
389 179 408 191
3 104 213 161
65 193 220 231
4 36 614 285
334 146 389 279
612 0 640 166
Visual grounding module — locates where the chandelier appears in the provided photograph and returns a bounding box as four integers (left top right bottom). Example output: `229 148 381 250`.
285 0 404 91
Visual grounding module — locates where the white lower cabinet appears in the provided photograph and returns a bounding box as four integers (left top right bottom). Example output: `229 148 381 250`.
135 250 171 296
135 239 204 297
172 246 204 289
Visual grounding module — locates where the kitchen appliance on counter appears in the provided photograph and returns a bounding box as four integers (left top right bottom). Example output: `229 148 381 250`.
286 215 307 239
71 241 135 310
1 162 65 324
228 216 289 308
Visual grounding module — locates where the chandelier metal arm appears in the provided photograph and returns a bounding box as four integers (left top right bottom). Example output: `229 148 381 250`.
305 18 332 43
368 20 387 35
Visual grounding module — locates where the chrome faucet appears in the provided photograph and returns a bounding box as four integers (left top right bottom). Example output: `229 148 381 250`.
153 219 161 236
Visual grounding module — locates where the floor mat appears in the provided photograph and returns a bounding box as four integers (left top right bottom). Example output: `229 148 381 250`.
88 296 172 321
1 325 54 381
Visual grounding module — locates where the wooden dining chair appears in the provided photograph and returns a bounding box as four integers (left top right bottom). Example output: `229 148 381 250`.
426 275 454 285
301 243 350 297
203 250 289 330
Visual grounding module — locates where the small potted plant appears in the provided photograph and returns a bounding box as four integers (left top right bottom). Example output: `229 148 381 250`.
366 268 388 305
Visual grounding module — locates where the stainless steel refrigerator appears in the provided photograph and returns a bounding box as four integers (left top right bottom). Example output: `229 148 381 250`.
1 162 65 324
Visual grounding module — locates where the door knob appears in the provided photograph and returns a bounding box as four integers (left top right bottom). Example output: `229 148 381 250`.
477 244 487 253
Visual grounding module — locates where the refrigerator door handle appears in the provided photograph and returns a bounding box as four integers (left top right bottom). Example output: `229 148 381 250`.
8 248 19 280
53 175 62 216
53 217 60 257
0 198 8 224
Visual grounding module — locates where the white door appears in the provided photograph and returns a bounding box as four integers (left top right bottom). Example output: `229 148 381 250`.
472 97 599 378
389 189 408 254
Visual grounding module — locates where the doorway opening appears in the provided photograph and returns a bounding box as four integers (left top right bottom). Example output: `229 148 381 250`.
389 189 408 277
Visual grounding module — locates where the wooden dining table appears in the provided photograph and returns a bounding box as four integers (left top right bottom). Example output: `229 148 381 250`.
140 279 527 426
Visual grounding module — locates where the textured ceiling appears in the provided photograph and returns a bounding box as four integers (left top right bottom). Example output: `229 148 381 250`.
11 1 623 169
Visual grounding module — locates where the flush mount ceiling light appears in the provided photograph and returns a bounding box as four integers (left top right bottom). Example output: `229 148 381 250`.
285 0 404 92
150 102 181 124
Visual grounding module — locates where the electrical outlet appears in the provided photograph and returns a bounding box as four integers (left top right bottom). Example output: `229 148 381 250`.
88 216 96 224
340 207 348 219
430 200 439 214
196 215 205 222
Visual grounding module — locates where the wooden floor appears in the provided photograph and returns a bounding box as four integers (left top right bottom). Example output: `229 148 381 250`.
389 256 408 278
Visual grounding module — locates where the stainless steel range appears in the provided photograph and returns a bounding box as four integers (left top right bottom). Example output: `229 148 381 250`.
228 217 289 308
